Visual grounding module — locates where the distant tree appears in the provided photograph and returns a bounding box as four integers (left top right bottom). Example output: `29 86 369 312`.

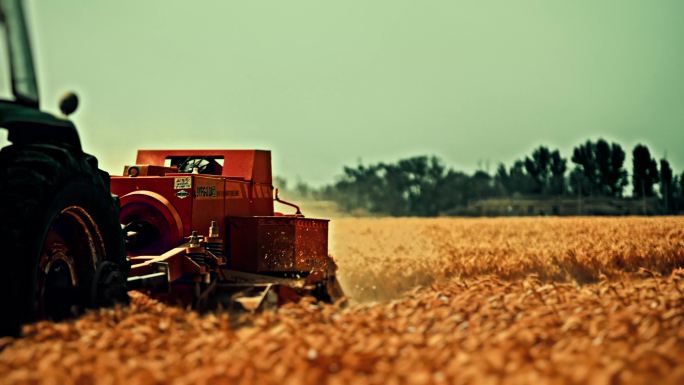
389 156 447 216
594 140 628 197
632 144 659 198
571 141 598 196
331 163 388 213
677 172 684 211
508 160 534 195
273 176 288 192
327 156 455 216
294 178 312 198
322 140 670 216
494 163 510 195
468 170 496 202
524 146 551 194
520 146 567 195
571 139 627 197
568 168 588 195
436 170 470 210
659 159 673 213
549 150 567 195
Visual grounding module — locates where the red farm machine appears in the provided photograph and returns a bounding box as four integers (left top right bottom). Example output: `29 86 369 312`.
112 149 343 311
0 0 341 335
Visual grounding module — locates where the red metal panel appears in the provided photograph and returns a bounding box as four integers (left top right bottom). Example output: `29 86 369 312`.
227 217 259 272
191 175 225 241
118 190 184 255
250 182 274 216
224 180 252 217
228 217 329 274
111 175 193 238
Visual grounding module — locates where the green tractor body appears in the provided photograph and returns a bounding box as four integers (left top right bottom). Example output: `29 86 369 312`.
0 0 127 336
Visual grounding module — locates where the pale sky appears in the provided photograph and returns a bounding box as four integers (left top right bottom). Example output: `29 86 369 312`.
7 0 684 184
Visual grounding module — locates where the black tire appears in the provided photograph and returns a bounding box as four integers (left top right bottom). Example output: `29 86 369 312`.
0 144 128 336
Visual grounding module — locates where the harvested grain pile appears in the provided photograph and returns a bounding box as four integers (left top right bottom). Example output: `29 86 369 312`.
1 274 683 385
1 217 683 385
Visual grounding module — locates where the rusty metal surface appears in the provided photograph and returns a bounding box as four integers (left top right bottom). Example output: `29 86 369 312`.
228 216 329 274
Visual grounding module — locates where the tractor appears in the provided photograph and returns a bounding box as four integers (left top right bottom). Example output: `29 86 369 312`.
0 0 129 335
0 0 341 336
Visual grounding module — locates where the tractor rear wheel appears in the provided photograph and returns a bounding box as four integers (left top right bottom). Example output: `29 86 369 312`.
0 144 128 336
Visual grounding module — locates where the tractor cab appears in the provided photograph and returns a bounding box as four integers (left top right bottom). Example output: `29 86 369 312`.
0 0 82 148
167 156 224 175
0 0 39 106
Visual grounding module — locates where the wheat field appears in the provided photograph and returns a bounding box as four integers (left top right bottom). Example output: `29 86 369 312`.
1 217 683 385
330 217 684 301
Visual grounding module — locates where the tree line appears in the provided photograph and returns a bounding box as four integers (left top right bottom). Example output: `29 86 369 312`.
277 139 683 216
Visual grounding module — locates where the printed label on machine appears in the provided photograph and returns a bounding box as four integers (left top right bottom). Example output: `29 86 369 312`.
196 185 218 198
174 176 192 189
